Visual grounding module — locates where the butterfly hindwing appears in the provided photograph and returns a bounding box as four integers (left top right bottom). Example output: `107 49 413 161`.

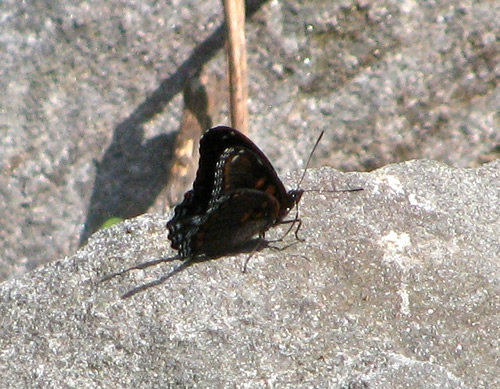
187 190 280 257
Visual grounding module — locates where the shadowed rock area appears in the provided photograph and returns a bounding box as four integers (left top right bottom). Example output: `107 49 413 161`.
1 0 499 280
0 162 498 388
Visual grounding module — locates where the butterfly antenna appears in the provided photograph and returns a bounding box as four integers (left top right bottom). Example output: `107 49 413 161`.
297 130 363 194
296 131 324 189
285 131 324 241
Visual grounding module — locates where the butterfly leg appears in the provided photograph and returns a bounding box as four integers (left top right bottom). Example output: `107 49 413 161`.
292 218 303 241
273 217 304 242
242 238 268 273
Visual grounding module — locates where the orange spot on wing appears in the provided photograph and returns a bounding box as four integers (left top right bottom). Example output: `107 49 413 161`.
255 177 267 189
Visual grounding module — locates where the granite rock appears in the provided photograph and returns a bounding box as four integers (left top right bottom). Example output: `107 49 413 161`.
0 161 498 388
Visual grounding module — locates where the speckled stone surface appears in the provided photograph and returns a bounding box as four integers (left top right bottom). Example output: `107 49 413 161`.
1 0 499 281
0 162 498 388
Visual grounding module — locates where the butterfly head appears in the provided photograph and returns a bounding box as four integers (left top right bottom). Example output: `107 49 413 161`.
287 189 304 209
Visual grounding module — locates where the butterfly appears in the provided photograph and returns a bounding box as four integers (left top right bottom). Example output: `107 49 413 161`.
166 125 304 258
102 126 358 298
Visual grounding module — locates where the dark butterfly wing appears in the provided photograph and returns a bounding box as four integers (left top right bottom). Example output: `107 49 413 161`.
171 190 280 257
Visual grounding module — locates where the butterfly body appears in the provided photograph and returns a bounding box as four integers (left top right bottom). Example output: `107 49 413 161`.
167 126 302 258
